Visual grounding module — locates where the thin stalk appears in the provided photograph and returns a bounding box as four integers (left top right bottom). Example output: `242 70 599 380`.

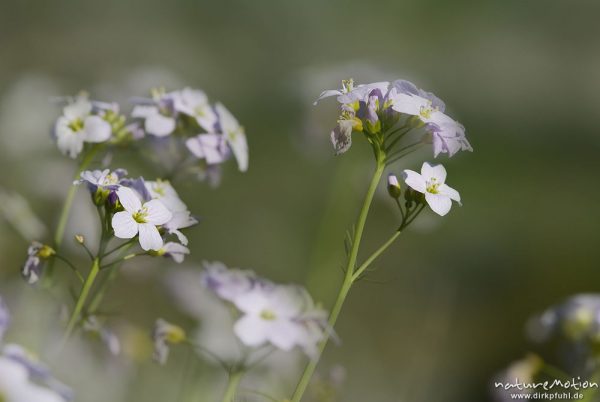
46 145 101 281
102 239 135 259
52 254 84 283
220 370 244 402
62 257 101 342
352 230 402 281
290 158 386 402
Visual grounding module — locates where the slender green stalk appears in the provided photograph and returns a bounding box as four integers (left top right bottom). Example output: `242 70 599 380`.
352 230 402 281
46 145 101 281
290 158 386 402
220 370 244 402
62 257 101 342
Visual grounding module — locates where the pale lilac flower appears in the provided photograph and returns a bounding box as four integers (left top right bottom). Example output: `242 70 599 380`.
76 169 127 193
131 91 178 137
387 174 401 198
82 317 121 356
0 357 67 402
185 133 230 165
330 119 354 155
54 96 112 158
172 88 218 132
402 162 461 216
144 180 187 213
391 87 472 158
215 103 248 172
155 242 190 263
0 296 9 343
201 261 257 303
2 344 72 401
151 319 186 365
314 79 389 105
111 187 172 251
232 285 326 354
22 242 55 285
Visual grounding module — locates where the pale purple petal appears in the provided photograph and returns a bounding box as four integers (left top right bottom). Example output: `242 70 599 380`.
425 193 452 216
82 116 111 143
421 162 447 183
111 212 138 239
138 223 163 251
144 200 172 225
402 170 427 193
116 187 142 213
233 315 268 347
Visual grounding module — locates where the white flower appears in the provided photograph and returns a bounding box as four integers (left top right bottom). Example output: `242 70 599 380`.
391 92 472 158
232 285 322 353
111 187 172 251
201 261 257 302
144 179 187 213
314 79 389 105
156 242 190 263
54 97 112 158
163 211 198 246
130 90 179 139
172 88 218 132
0 357 66 402
151 319 186 365
185 133 230 165
402 162 461 216
215 103 248 172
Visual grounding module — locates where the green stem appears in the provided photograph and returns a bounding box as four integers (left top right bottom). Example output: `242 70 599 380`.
352 230 401 281
290 159 386 402
220 370 244 402
62 257 100 342
46 145 101 281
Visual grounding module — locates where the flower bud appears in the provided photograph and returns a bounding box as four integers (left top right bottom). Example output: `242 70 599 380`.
75 234 85 244
387 174 401 199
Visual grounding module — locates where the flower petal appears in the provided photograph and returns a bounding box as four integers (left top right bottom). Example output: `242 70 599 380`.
438 183 461 204
421 162 447 183
402 170 426 193
138 223 163 251
83 115 112 143
425 193 452 216
111 211 138 239
233 315 268 347
145 114 175 137
144 200 173 225
116 187 142 213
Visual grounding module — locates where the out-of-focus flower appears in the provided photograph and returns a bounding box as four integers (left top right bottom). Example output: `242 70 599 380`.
112 187 172 251
76 168 128 205
172 87 218 132
527 294 600 343
53 95 112 158
131 90 178 137
0 189 47 241
201 261 257 303
185 133 230 165
144 180 187 213
82 317 121 356
402 162 461 216
214 103 249 172
0 356 67 402
0 296 9 343
492 354 543 402
22 242 55 285
153 242 190 263
151 319 186 365
201 262 327 357
233 284 327 356
314 79 389 105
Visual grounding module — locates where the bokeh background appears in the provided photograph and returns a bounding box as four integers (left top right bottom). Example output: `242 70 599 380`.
1 0 600 401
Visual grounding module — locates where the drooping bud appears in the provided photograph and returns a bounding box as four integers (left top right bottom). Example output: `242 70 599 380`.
387 174 401 199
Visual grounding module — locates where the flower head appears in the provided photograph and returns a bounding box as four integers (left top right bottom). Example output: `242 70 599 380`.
22 242 55 285
131 90 178 137
53 95 112 158
151 319 186 365
111 187 172 251
185 133 230 166
172 87 219 132
402 162 461 216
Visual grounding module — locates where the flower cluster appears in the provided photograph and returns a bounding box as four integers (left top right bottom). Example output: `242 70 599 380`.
0 295 71 402
316 79 472 159
201 261 328 358
132 87 248 173
51 87 248 185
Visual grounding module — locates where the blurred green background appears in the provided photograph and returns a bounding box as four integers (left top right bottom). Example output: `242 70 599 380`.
1 0 600 401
